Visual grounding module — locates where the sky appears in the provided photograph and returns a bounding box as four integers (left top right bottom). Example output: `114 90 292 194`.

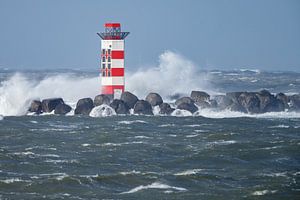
0 0 299 71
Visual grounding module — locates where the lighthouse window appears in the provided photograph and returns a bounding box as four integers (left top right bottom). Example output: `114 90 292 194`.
102 71 105 77
108 56 111 62
108 49 111 55
102 49 105 55
108 63 111 69
108 71 111 77
102 63 105 69
102 56 106 62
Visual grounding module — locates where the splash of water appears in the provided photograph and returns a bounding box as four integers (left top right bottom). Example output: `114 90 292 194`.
89 105 116 117
0 73 100 116
126 51 212 99
0 51 213 116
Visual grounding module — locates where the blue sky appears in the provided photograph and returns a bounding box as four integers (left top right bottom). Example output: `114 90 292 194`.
0 0 299 71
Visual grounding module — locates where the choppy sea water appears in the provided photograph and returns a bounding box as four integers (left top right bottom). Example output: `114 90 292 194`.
0 115 299 199
0 68 300 199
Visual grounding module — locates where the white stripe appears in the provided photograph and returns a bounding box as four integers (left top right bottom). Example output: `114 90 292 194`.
101 40 124 50
101 77 124 85
111 59 124 68
111 40 124 50
101 40 112 49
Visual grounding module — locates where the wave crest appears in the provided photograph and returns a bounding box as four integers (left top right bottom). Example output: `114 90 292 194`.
121 182 187 194
0 73 99 116
126 51 212 99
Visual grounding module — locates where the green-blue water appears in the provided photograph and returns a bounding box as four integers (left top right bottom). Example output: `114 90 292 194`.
0 115 299 199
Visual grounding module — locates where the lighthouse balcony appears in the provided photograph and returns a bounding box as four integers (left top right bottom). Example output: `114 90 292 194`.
97 32 129 40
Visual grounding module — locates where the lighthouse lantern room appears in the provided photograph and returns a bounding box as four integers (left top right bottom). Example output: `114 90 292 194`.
97 23 129 99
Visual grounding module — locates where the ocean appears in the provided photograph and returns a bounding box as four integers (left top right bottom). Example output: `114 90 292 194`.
0 66 300 199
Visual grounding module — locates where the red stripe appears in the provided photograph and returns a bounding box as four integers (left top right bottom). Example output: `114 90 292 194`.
111 68 124 76
102 85 124 95
111 51 124 59
100 68 124 76
105 23 121 28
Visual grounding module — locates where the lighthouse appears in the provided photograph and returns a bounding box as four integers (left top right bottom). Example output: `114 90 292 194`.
97 23 129 99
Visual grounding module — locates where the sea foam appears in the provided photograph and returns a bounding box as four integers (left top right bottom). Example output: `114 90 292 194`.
174 169 203 176
0 178 29 184
194 109 300 119
118 120 147 124
251 190 277 196
121 182 187 194
171 109 193 117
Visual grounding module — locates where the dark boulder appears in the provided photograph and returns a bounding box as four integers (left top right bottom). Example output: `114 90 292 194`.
191 91 210 102
175 97 194 106
224 92 249 112
222 91 285 113
145 93 163 106
74 98 94 115
288 94 300 111
177 102 198 113
54 104 72 115
238 92 261 113
94 94 111 106
121 91 138 109
190 91 211 109
276 93 289 109
256 90 284 112
28 100 42 114
110 99 121 110
133 100 153 115
42 98 64 113
159 103 175 115
110 99 130 114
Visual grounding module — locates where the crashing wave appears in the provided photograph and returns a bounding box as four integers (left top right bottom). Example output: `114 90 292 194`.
0 73 99 116
89 105 116 117
120 182 187 194
1 51 299 118
126 51 213 100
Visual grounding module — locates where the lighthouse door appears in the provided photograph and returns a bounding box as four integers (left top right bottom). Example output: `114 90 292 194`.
114 89 122 99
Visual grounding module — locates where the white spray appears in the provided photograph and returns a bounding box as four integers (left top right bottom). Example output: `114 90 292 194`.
0 73 100 116
126 51 212 99
0 51 213 116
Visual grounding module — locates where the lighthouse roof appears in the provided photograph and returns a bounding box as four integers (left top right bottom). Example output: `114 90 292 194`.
105 23 121 28
97 22 129 40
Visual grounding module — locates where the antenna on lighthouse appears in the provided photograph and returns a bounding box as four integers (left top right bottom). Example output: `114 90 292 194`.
97 23 129 99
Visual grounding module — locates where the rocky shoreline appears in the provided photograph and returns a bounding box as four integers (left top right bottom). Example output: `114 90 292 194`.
28 90 300 116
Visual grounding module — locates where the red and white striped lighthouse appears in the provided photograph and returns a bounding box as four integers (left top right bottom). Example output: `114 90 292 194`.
97 23 129 99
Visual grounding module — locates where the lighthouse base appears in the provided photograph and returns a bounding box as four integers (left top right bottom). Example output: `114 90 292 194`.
102 85 124 99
